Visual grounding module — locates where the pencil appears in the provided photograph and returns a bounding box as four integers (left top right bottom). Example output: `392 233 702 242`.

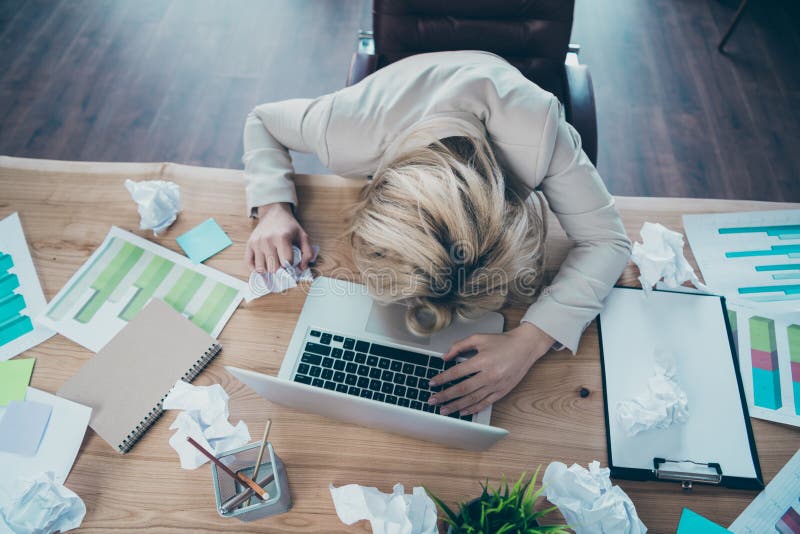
244 419 273 509
186 436 267 499
220 473 276 513
251 419 272 483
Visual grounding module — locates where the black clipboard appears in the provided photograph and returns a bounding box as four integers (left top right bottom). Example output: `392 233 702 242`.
598 286 764 490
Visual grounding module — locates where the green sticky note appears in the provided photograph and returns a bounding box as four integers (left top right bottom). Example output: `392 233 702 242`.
176 218 232 263
0 358 35 405
677 508 731 534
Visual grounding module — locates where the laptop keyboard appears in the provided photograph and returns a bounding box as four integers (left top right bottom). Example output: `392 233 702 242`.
292 329 473 422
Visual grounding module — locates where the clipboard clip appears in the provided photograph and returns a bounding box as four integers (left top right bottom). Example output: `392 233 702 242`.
653 458 723 489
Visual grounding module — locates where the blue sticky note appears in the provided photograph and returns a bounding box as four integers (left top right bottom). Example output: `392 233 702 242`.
0 399 53 456
176 218 233 263
677 508 732 534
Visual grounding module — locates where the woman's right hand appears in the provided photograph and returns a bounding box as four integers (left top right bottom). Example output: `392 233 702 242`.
246 203 314 273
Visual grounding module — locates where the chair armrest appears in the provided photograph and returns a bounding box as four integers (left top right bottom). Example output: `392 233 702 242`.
564 62 598 166
347 52 378 87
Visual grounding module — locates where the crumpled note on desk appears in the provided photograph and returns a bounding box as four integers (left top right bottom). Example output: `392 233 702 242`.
124 179 181 235
631 222 707 293
330 483 438 534
0 471 85 534
249 245 319 298
543 461 646 534
616 350 689 437
162 380 250 469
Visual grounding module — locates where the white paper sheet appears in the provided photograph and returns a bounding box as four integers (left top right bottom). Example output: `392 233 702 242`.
599 288 758 479
38 227 247 352
729 448 800 533
0 213 55 361
683 209 800 313
0 388 91 490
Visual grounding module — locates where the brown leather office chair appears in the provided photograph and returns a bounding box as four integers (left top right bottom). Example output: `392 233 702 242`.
346 0 598 165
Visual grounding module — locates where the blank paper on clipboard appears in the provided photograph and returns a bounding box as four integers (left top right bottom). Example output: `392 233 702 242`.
599 287 763 489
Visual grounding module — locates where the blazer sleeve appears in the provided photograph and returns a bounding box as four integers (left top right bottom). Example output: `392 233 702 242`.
242 97 330 215
519 97 632 353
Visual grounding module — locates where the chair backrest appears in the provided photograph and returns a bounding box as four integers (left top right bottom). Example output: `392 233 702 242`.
372 0 575 102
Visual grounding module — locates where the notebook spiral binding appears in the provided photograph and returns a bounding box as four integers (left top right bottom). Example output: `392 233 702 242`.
117 343 223 453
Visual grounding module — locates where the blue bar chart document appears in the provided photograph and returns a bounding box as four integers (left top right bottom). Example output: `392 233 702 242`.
684 209 800 427
0 213 54 361
39 227 248 352
684 209 800 312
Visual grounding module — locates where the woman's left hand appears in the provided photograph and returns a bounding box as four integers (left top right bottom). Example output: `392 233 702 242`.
428 322 555 416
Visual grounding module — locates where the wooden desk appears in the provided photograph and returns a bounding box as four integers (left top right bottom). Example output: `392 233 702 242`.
1 156 797 533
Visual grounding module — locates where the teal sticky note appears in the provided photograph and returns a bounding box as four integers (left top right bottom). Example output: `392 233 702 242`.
677 508 731 533
176 218 233 263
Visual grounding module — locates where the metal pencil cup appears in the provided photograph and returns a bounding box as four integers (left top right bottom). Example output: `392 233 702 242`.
211 442 292 521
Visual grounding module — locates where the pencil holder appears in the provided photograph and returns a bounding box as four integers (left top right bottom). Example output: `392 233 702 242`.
211 441 292 522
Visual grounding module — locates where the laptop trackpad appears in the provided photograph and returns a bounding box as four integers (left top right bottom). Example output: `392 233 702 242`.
364 302 431 346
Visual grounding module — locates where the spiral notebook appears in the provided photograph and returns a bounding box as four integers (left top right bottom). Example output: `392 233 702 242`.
57 299 221 453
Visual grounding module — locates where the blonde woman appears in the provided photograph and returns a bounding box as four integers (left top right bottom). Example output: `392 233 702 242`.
243 51 631 418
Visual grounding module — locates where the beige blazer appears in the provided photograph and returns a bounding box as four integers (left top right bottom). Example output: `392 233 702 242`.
242 51 631 352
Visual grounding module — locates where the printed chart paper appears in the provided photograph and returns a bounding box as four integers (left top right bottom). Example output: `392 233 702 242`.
0 212 55 360
39 227 247 352
683 210 800 313
730 448 800 534
683 210 800 427
726 304 800 427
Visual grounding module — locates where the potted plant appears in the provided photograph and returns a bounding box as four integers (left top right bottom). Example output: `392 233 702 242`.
426 467 570 534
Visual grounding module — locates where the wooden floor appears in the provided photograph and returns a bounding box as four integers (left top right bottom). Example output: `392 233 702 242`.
0 0 798 201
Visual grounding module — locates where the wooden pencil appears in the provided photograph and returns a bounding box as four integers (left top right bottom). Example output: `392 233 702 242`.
251 419 272 483
186 436 267 499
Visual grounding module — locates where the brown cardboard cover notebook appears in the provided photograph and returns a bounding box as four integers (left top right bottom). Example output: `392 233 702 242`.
57 299 221 453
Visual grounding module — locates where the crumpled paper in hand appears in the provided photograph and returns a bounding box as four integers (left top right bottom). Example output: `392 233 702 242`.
616 350 689 437
330 483 438 534
0 471 85 534
249 245 319 298
543 461 646 534
124 179 181 235
162 380 250 469
631 222 707 293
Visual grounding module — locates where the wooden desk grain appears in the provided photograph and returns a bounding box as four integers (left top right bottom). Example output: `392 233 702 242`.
0 156 797 533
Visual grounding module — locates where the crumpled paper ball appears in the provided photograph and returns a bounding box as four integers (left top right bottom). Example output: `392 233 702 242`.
0 471 86 534
631 222 706 294
248 245 319 298
329 483 438 534
543 461 647 534
616 349 690 437
125 179 181 235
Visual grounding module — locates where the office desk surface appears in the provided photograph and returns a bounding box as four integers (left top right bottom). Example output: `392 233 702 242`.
0 156 797 533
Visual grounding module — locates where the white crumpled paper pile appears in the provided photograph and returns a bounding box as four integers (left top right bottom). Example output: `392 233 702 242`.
162 380 250 469
0 472 85 534
631 222 707 293
543 461 646 534
330 483 438 534
248 245 319 298
616 350 689 437
125 179 181 235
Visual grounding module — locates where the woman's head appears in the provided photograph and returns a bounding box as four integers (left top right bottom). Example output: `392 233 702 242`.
347 130 547 336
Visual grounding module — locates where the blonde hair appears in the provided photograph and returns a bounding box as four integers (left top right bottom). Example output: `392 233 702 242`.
347 127 547 336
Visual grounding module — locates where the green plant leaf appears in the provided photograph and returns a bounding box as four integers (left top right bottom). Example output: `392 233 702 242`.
423 486 459 526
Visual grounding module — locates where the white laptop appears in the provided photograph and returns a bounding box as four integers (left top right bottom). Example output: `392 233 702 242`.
227 276 509 450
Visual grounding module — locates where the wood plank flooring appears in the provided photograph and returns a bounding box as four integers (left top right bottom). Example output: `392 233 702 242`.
0 0 798 201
